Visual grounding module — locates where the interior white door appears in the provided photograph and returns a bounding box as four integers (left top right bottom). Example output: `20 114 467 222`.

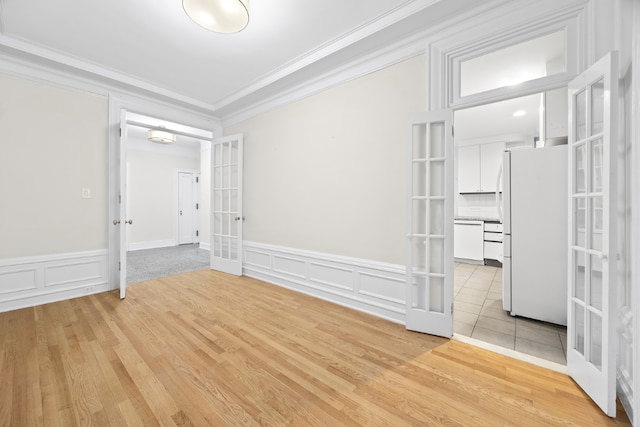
210 134 243 276
178 172 195 245
567 51 618 417
406 110 454 337
119 109 128 299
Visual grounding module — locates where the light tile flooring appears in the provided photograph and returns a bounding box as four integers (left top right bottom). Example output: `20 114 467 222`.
454 262 568 365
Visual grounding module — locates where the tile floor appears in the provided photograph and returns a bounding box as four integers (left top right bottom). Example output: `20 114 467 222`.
454 262 568 365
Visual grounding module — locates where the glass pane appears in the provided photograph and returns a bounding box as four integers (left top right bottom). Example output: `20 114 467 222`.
591 79 604 135
412 237 427 272
230 189 238 213
429 239 444 275
429 122 444 158
429 276 444 313
214 144 222 167
574 197 586 247
460 31 565 97
213 213 222 235
574 250 586 302
222 166 230 188
412 124 427 159
222 213 230 236
590 254 603 311
429 199 445 235
222 142 230 165
429 161 445 197
213 189 222 212
222 236 230 259
214 167 223 190
231 164 239 188
230 141 239 164
223 190 230 212
413 161 427 197
412 275 427 310
213 235 221 257
574 302 585 355
589 196 603 252
589 311 603 370
574 143 586 194
412 200 427 235
591 139 603 192
576 89 587 140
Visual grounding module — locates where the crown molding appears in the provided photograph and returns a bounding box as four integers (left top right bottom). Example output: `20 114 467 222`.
0 33 218 114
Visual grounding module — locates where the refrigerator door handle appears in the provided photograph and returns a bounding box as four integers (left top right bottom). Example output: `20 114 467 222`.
495 161 503 222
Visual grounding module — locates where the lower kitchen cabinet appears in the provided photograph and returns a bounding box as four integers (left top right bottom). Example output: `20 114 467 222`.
453 220 484 262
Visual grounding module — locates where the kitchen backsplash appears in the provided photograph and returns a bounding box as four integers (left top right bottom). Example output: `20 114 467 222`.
457 193 502 220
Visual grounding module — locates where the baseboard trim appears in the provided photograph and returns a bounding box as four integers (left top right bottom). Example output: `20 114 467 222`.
199 242 211 251
128 239 176 251
242 242 406 324
0 249 109 313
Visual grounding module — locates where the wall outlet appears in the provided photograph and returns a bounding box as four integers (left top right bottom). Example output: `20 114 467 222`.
82 188 91 199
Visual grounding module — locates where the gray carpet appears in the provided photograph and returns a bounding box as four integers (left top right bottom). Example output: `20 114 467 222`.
127 244 210 284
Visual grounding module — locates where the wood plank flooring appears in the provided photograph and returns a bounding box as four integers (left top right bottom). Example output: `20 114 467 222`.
0 269 631 426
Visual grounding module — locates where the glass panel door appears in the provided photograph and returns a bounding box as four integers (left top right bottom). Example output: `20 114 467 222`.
406 110 453 337
211 134 243 276
567 52 618 417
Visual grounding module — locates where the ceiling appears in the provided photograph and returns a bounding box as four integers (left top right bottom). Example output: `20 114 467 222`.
0 0 481 119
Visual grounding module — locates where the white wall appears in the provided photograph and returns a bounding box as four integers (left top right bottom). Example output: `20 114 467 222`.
0 73 108 258
224 55 427 265
127 148 199 248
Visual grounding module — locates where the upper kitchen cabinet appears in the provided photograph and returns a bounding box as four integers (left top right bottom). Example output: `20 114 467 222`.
457 141 505 193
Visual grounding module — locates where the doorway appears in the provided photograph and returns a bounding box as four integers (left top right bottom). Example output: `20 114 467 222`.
452 91 569 366
120 112 212 286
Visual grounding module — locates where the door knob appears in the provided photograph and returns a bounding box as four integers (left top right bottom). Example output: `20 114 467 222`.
125 220 133 225
113 220 120 225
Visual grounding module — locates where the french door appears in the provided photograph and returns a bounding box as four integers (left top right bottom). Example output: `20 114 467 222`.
118 109 129 299
567 51 618 417
405 110 454 337
210 134 244 276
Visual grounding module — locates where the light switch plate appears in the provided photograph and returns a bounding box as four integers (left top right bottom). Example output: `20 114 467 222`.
82 188 91 199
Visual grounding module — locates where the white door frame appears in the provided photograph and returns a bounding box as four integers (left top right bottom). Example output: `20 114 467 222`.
177 170 199 245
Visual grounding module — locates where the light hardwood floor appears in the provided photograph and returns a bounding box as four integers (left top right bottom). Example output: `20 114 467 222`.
0 269 631 426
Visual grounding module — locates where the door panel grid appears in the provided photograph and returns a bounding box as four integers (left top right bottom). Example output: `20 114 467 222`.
406 111 453 336
567 51 617 417
210 134 243 276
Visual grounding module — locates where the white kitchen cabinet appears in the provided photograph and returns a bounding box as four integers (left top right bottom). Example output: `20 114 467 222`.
457 142 505 193
454 220 484 261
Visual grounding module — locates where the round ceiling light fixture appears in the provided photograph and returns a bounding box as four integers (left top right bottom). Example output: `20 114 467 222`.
182 0 250 34
147 129 177 144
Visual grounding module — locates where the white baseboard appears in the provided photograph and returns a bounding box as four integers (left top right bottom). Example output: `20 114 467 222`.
242 241 406 324
128 239 176 251
0 250 110 313
199 242 210 251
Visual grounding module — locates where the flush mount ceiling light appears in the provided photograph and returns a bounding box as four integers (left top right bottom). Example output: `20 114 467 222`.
182 0 249 34
512 110 527 117
147 129 177 144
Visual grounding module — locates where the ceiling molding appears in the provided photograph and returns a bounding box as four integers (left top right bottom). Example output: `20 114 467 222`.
0 33 218 114
214 0 440 112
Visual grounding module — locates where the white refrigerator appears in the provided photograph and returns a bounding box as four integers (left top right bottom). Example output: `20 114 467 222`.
502 144 568 326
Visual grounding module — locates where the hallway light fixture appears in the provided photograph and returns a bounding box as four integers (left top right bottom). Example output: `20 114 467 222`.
147 129 177 144
182 0 250 34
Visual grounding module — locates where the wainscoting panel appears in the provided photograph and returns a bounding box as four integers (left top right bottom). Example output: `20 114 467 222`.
243 242 406 323
0 250 110 313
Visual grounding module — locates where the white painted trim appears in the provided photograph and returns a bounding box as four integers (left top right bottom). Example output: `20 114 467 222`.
199 242 211 251
128 240 176 252
242 242 406 324
0 250 110 313
453 334 568 374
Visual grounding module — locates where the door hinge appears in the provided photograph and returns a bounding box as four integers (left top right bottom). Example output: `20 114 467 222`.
118 261 121 271
451 302 454 315
196 203 199 210
196 176 199 183
196 230 199 237
119 127 122 137
119 194 121 204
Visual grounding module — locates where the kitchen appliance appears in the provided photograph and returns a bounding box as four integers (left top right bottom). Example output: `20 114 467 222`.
502 144 568 326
